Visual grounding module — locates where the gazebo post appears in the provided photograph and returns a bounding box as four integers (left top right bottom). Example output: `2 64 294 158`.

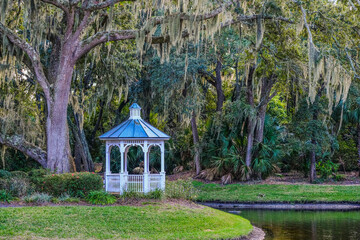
119 142 126 194
105 143 110 191
160 142 165 191
143 141 149 193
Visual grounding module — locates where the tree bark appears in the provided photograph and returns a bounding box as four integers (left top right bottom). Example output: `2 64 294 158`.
191 111 201 175
254 75 276 144
68 107 95 172
245 65 256 168
215 59 225 112
45 54 75 173
255 104 267 144
310 139 317 183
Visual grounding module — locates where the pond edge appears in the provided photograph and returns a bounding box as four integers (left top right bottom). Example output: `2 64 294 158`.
198 201 360 211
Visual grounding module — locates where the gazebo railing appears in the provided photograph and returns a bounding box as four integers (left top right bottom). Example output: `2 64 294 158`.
106 173 163 193
149 174 162 191
106 174 120 192
126 174 144 192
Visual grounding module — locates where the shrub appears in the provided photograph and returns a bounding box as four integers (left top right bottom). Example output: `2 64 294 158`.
145 189 164 199
38 172 103 197
58 194 80 203
165 179 199 200
7 177 32 197
51 197 60 204
0 190 12 203
23 193 52 203
86 190 116 205
333 174 346 182
11 171 28 178
0 170 11 179
28 168 50 188
316 160 339 180
0 178 8 189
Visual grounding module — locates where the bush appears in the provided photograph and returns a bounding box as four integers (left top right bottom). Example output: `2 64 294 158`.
28 168 50 188
58 193 80 203
0 190 12 203
7 177 32 197
165 179 198 200
333 174 346 182
145 189 164 199
0 178 8 189
316 160 339 180
51 197 60 204
86 190 116 205
38 172 103 197
0 170 11 179
23 193 52 203
11 171 28 178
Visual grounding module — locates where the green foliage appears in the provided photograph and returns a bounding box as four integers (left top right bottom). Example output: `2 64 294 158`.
316 160 339 180
39 172 103 197
23 193 52 203
10 171 28 178
0 190 12 203
58 193 80 203
0 170 11 179
0 175 33 197
86 190 116 205
333 174 346 182
165 179 199 200
145 189 164 200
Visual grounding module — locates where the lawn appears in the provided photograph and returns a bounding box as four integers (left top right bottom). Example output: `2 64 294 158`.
0 203 252 240
194 181 360 203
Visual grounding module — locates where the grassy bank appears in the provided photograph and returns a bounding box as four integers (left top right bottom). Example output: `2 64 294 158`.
0 203 252 239
194 181 360 202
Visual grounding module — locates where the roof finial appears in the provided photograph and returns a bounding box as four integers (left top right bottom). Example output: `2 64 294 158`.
129 103 141 119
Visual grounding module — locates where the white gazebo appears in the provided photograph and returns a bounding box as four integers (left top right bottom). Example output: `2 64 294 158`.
100 103 170 194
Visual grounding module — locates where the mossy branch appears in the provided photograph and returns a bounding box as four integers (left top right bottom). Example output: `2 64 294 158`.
0 135 47 168
0 22 51 106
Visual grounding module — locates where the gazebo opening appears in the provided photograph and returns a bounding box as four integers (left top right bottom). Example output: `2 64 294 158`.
99 103 170 194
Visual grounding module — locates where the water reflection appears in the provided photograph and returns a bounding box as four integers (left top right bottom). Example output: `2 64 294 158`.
227 209 360 240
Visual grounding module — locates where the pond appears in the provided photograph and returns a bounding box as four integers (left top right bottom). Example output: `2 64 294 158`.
226 209 360 240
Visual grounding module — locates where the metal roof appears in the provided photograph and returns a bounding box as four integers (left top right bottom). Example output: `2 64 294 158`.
129 103 141 109
99 103 170 140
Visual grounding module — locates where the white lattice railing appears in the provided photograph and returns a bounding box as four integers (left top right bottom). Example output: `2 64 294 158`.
126 174 144 192
106 174 120 192
106 174 162 193
149 174 162 191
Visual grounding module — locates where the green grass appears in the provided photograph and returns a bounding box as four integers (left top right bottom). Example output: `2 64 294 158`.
194 181 360 202
0 204 252 239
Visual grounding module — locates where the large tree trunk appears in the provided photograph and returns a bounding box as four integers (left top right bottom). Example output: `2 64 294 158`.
255 104 267 144
310 141 317 183
357 124 360 177
309 100 319 183
245 65 256 168
191 111 201 175
245 121 256 167
69 111 94 172
46 59 75 173
215 59 225 112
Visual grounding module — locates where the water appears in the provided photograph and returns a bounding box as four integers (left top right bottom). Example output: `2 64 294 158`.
227 209 360 240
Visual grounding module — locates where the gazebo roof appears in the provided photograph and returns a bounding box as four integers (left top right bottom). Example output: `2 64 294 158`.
99 103 170 140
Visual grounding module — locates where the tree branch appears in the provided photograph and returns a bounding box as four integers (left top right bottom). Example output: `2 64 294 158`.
0 134 47 168
0 23 52 105
76 29 136 59
85 0 136 11
40 0 69 14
